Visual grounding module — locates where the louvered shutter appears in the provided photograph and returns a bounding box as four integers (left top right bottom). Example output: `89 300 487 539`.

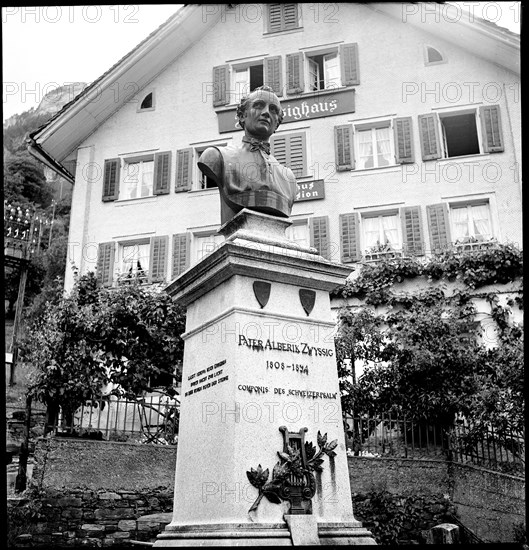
264 56 283 97
172 233 191 278
212 65 229 107
418 113 442 160
286 53 304 95
393 117 415 164
268 3 298 32
334 125 354 171
480 105 504 153
149 236 168 283
271 132 306 178
426 203 451 253
96 242 115 287
153 151 171 195
340 43 360 86
400 206 424 256
175 148 193 192
340 212 361 262
310 216 330 260
102 159 120 201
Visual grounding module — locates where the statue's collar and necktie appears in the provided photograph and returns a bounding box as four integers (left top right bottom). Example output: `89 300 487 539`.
242 136 271 155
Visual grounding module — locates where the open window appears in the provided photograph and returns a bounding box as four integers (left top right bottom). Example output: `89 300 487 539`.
232 62 264 103
307 52 339 91
439 111 480 158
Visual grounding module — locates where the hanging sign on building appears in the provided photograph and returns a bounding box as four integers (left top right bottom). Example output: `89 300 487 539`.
217 88 355 134
295 179 325 202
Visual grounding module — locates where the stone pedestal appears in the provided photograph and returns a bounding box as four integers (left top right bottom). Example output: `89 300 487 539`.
155 210 375 546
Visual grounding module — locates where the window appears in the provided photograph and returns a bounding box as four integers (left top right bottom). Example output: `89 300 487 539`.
286 220 310 248
425 46 444 65
117 241 150 284
355 124 394 169
194 232 224 263
137 90 155 112
122 159 154 199
267 3 300 33
232 63 264 103
439 112 480 157
418 105 504 161
450 202 492 244
307 52 339 91
362 212 401 252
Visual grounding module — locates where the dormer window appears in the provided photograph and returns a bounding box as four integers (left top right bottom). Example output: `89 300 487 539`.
425 46 445 65
138 90 155 112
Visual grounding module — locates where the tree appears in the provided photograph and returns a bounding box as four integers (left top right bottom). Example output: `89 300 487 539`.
22 273 186 434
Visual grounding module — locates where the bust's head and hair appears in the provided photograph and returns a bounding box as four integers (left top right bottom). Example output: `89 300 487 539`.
236 86 284 134
198 85 297 224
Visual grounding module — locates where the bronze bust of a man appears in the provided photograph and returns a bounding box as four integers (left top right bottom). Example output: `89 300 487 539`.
198 86 298 225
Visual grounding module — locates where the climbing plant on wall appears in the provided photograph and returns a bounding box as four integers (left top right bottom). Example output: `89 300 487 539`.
334 244 523 445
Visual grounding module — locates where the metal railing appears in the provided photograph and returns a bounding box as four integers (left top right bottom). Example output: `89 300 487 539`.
344 413 524 475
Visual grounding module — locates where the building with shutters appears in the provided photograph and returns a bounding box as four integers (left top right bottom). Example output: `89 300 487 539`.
27 3 521 295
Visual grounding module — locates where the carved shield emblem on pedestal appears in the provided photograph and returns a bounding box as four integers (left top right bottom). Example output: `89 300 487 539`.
299 289 316 316
253 281 271 308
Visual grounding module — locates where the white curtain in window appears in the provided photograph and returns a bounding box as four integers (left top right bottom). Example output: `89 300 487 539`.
135 243 150 277
363 217 380 248
357 130 373 169
471 204 491 239
381 215 399 246
451 207 469 241
286 223 309 247
125 163 139 199
376 127 391 166
122 243 150 278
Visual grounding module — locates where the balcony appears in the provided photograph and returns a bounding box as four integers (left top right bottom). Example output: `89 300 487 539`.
363 244 403 263
453 237 498 253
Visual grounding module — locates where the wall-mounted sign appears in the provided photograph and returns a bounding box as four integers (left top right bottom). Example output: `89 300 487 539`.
217 88 355 134
295 179 325 202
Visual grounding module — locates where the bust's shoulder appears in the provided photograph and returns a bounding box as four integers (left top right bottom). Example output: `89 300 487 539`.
198 147 222 163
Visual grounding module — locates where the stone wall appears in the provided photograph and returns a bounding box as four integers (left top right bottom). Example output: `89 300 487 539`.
8 438 525 546
449 461 526 543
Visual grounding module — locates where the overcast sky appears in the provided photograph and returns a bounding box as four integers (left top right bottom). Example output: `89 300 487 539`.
1 3 521 122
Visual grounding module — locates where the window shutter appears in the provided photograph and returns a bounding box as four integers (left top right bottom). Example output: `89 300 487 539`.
153 151 171 195
340 212 361 262
340 43 360 86
334 125 354 171
393 117 415 164
400 206 424 256
212 65 229 107
96 242 115 287
426 203 451 253
102 159 120 201
172 233 191 278
175 148 193 192
268 3 298 32
286 53 304 95
480 105 504 153
418 113 442 160
310 216 330 260
271 132 306 178
264 56 283 97
149 236 169 283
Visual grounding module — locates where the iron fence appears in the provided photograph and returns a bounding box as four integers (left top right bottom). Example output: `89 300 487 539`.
46 395 179 444
344 413 524 475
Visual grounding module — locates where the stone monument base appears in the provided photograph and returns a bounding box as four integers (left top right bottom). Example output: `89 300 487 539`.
154 520 376 546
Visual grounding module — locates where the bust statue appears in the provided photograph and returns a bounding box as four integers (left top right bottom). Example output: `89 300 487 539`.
198 86 298 225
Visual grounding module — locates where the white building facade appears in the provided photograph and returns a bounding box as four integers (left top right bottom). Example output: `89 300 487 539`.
28 3 521 292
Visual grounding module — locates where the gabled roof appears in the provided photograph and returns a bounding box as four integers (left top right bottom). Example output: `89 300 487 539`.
27 2 520 183
27 4 219 182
